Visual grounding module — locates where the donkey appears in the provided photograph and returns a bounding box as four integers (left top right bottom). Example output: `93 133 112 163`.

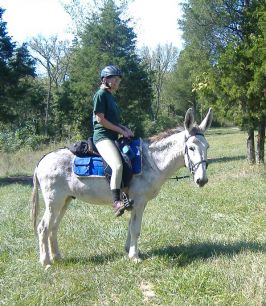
32 108 213 268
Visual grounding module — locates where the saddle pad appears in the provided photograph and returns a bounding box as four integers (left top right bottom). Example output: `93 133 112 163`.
73 156 105 176
73 138 142 177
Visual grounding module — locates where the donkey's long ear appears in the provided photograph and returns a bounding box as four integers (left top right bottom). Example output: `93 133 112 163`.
199 108 213 132
184 108 194 132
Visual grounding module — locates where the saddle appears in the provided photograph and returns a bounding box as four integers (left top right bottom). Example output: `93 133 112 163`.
68 138 98 157
69 137 142 188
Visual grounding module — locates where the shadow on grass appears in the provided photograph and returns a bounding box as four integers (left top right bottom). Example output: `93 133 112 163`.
142 241 265 266
55 241 265 267
209 155 246 164
0 175 33 186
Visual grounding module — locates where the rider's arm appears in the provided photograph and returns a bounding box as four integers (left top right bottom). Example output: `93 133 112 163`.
95 113 128 137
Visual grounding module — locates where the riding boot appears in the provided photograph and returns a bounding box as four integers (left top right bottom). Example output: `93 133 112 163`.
111 189 126 217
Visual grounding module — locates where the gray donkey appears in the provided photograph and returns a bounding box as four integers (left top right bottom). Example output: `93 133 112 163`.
32 108 213 268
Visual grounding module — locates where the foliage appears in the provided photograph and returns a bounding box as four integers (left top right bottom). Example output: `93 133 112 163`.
0 2 154 148
0 128 265 305
179 0 266 125
1 0 265 156
178 0 266 162
29 35 71 86
0 7 37 123
28 35 73 135
0 7 50 152
166 48 205 119
65 0 152 138
140 44 179 122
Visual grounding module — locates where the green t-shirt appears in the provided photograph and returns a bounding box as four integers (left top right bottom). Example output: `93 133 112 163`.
93 88 121 144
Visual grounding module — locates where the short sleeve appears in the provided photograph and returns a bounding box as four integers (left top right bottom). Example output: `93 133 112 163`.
93 91 106 115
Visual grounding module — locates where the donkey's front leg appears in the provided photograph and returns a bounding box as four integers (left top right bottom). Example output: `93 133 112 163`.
126 201 146 262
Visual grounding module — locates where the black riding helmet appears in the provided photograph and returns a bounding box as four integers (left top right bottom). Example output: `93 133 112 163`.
100 65 122 79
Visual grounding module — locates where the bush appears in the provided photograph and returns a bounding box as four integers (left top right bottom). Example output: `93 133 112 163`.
0 126 50 152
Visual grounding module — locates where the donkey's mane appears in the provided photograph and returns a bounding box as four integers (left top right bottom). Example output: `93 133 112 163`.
148 124 202 144
148 127 184 143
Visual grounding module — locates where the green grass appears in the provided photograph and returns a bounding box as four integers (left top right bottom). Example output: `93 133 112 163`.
0 128 265 305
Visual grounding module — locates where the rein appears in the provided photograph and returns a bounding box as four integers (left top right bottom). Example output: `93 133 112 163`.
184 133 208 176
168 175 190 181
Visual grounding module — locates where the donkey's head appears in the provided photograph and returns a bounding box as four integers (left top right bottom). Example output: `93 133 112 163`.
183 108 213 187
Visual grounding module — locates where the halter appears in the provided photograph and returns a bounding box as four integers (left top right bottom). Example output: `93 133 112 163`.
184 133 208 176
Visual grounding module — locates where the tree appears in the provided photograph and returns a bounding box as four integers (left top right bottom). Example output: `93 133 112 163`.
0 7 36 123
179 0 266 163
164 48 197 118
29 35 72 135
66 0 152 138
141 44 179 122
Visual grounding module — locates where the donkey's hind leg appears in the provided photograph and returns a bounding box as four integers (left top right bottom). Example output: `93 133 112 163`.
37 206 58 267
48 197 72 262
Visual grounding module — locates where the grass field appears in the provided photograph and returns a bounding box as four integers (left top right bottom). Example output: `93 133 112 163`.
0 128 265 305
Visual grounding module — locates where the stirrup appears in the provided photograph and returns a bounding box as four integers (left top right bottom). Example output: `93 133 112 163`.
121 192 134 210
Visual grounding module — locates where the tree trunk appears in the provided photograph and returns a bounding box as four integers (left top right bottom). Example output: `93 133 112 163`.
247 128 255 163
44 79 52 136
154 89 160 121
256 118 265 164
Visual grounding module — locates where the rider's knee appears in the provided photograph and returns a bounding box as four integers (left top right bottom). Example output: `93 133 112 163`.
113 162 123 174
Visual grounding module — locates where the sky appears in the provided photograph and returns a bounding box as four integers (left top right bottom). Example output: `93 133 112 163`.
0 0 184 50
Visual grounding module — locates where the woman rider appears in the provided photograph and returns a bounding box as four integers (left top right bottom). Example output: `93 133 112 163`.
93 65 134 217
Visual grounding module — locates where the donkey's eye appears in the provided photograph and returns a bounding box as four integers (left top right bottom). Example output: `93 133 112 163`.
189 146 195 152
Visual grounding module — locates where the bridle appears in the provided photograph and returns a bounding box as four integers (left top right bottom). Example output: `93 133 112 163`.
184 133 208 176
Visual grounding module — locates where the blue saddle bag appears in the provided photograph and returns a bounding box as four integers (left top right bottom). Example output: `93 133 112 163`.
73 156 104 176
130 138 141 174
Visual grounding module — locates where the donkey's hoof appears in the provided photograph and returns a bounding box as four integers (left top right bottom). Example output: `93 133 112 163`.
40 258 52 268
129 254 142 263
45 264 52 271
133 257 142 263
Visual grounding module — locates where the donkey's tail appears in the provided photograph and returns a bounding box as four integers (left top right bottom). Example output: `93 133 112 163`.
31 168 40 235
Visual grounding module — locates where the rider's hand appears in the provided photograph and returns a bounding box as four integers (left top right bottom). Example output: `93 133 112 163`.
121 127 134 138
